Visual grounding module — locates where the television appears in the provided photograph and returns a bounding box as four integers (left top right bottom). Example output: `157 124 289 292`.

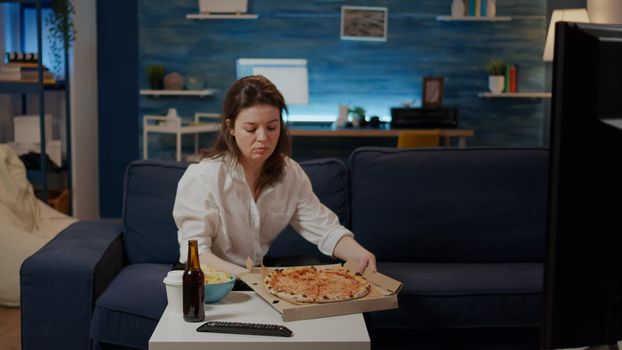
543 22 622 349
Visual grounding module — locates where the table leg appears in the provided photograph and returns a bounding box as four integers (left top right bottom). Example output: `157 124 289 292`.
176 133 182 162
194 133 199 155
143 130 148 159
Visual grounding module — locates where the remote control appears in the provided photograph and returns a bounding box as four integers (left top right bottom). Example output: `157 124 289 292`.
196 321 293 337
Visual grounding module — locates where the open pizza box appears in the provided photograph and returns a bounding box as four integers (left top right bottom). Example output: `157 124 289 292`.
239 259 402 322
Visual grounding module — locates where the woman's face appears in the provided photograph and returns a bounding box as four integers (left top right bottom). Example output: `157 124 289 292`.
230 104 281 168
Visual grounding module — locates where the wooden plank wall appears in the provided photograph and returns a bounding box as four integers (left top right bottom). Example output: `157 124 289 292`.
138 0 547 159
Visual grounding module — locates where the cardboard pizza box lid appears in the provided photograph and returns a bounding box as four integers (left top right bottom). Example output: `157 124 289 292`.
239 259 401 322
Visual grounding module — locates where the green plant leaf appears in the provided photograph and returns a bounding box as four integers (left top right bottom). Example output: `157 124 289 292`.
46 0 76 77
349 106 366 117
486 58 506 76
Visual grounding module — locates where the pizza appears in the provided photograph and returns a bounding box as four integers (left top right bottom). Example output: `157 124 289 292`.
263 266 371 304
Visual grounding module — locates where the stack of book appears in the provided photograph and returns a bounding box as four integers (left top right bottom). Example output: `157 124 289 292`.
0 62 56 84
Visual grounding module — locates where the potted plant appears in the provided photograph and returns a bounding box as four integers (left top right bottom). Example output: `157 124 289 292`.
47 0 76 78
486 59 506 94
146 65 165 90
349 106 367 127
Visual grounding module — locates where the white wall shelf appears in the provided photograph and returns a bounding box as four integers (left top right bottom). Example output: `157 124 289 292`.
478 92 552 99
140 89 216 97
436 16 512 22
186 13 258 20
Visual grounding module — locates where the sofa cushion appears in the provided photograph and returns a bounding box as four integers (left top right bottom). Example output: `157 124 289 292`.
349 147 548 263
367 262 543 330
123 160 188 264
268 158 349 262
90 263 169 349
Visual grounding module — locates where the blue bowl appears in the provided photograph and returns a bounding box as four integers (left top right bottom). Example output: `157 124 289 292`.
204 276 235 303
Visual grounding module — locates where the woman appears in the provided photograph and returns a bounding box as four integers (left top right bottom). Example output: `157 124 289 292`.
173 75 376 278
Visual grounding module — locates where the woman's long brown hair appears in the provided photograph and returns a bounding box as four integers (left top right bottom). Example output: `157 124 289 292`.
201 75 292 194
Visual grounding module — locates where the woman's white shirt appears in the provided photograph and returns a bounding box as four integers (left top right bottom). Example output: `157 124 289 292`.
173 155 353 266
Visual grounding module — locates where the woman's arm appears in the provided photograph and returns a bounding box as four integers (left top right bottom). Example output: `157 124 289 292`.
200 251 248 277
287 161 377 272
173 165 220 264
333 235 377 273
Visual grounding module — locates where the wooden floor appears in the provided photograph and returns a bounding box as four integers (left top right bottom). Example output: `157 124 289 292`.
2 304 622 350
0 307 20 350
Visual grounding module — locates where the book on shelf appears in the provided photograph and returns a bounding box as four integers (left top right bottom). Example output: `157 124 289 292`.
503 64 518 93
509 64 517 93
2 62 39 68
2 78 58 84
504 64 510 93
0 74 56 83
0 63 56 83
1 62 50 71
460 0 490 18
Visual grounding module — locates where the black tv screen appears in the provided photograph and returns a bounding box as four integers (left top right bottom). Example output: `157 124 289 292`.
543 22 622 349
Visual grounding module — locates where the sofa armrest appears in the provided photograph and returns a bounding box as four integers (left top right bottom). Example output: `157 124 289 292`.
20 220 125 350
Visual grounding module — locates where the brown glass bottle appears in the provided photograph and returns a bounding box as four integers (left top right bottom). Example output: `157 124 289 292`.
183 240 205 322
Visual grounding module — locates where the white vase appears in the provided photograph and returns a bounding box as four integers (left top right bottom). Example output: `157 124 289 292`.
487 0 497 17
489 75 505 94
451 0 465 17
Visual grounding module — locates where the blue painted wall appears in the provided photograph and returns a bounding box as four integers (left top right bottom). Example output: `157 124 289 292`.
138 0 547 158
99 0 550 217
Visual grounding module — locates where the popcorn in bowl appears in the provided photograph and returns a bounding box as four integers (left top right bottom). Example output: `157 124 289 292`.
201 265 232 284
200 265 235 303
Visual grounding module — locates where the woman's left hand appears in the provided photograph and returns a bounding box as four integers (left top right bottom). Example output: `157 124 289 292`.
357 251 377 274
333 235 377 274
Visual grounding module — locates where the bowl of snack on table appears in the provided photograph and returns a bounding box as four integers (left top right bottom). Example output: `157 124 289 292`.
202 265 235 303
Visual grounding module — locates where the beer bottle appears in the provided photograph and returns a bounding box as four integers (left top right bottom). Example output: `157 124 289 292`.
183 240 205 322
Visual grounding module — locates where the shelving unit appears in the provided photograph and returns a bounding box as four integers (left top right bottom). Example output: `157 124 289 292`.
435 10 547 101
140 89 216 97
436 16 511 21
0 0 71 210
478 92 552 99
143 114 220 161
186 13 258 20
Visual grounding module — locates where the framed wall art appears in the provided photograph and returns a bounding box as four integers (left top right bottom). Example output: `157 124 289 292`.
340 6 388 42
422 77 444 108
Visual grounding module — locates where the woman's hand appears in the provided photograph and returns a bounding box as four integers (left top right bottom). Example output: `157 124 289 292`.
357 250 377 274
333 235 377 274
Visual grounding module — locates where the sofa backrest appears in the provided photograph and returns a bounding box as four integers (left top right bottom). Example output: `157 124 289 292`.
123 160 188 264
123 158 349 265
349 147 549 263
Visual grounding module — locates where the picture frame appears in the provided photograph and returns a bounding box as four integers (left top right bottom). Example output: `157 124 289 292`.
340 6 388 42
422 77 444 108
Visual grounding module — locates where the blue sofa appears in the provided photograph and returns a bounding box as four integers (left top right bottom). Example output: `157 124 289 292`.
21 147 548 350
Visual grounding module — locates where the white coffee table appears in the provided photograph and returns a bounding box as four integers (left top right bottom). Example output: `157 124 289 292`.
149 291 370 350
